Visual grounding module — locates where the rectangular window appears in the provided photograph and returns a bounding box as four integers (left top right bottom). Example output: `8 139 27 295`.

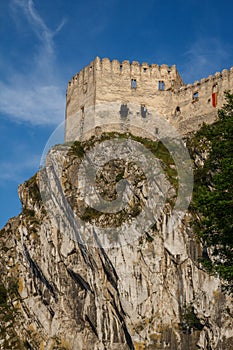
141 105 147 118
193 92 199 100
158 81 165 91
131 79 137 89
120 104 129 118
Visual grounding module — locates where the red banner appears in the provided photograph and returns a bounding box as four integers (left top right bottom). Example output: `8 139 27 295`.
212 92 217 107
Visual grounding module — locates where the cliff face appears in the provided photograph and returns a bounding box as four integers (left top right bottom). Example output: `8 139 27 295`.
0 134 233 350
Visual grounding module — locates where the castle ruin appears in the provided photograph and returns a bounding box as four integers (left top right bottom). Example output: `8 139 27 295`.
65 56 233 141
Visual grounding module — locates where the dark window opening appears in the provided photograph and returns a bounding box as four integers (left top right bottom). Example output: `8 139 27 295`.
131 79 137 89
158 81 165 91
212 83 218 93
89 66 92 71
141 105 147 118
81 106 85 115
168 70 171 75
155 127 159 134
120 104 129 118
143 67 147 72
176 106 180 112
193 92 199 100
120 64 123 72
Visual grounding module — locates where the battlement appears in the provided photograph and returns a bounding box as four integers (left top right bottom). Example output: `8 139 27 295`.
67 56 183 90
65 57 233 141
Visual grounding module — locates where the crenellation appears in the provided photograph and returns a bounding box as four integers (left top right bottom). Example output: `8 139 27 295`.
150 64 160 78
222 68 228 76
101 57 111 74
94 56 101 71
169 65 177 80
160 64 169 78
65 57 233 140
200 78 207 84
112 59 121 73
208 75 214 81
79 69 84 84
131 61 141 76
84 66 89 80
122 60 131 74
141 63 150 76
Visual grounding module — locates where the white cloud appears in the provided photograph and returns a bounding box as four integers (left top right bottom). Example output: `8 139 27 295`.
0 0 66 125
181 37 232 83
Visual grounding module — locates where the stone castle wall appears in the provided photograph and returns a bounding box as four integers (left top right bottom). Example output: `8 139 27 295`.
65 57 233 141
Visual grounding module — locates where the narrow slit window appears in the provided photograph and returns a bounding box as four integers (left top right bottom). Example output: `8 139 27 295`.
193 92 199 100
212 83 218 93
131 79 137 89
158 81 165 91
83 82 87 93
120 64 123 72
81 106 85 115
155 127 159 134
141 105 147 118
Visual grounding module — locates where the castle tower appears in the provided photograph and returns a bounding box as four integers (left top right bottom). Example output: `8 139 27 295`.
65 57 233 141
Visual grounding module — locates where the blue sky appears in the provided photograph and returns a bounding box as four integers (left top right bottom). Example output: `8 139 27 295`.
0 0 233 228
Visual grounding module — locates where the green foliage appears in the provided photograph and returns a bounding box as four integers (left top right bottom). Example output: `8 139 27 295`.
99 132 178 189
116 172 124 182
70 141 85 158
190 91 233 291
182 304 203 332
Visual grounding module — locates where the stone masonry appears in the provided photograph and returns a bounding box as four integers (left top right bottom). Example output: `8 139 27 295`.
65 56 233 141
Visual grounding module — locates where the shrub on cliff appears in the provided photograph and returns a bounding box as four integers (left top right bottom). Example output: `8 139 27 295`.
190 91 233 292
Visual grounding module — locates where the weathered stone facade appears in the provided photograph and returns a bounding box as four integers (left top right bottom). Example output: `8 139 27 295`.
65 57 233 140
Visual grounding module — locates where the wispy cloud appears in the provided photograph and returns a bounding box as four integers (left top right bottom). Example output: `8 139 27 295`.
181 37 232 83
0 153 40 184
0 0 66 125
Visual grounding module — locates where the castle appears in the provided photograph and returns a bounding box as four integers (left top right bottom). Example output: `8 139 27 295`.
65 56 233 141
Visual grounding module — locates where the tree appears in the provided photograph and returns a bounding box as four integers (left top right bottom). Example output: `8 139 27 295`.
190 91 233 291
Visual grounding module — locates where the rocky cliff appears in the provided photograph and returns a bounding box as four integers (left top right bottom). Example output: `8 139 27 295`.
0 133 232 350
